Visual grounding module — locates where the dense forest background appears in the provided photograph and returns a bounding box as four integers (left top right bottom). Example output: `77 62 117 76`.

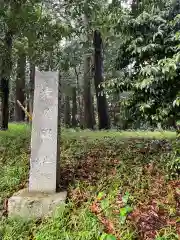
1 0 180 131
0 2 180 239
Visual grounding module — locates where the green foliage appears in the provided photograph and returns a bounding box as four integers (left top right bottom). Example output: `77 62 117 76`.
102 0 180 127
167 155 180 179
0 0 71 74
120 205 133 225
122 192 131 205
156 235 179 240
100 233 116 240
0 124 30 207
166 141 180 179
155 229 179 240
0 217 35 240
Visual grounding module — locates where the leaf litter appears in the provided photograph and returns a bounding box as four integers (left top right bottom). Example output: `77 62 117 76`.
1 135 179 240
59 138 180 239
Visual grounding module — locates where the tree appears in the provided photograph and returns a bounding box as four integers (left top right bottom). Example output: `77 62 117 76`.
107 0 180 129
72 87 77 127
0 0 70 129
29 61 35 117
0 0 31 129
15 46 26 121
0 31 13 130
64 95 71 127
93 30 110 129
83 13 94 129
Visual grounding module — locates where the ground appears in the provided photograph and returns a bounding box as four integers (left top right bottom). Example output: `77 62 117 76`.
0 124 179 240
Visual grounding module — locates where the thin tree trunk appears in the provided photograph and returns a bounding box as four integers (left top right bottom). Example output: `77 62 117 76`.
131 0 140 16
92 95 96 127
9 101 14 122
83 55 94 129
75 66 83 128
0 31 13 130
93 30 110 130
61 95 65 125
72 87 77 127
83 13 94 129
64 95 71 127
26 100 30 122
15 51 26 122
79 96 84 129
29 61 35 117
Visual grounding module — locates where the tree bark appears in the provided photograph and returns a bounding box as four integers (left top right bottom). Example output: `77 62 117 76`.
64 95 71 127
83 55 94 129
75 66 83 128
29 61 35 117
131 0 139 15
26 100 30 122
0 31 13 130
93 30 110 129
15 51 26 122
92 95 96 127
72 87 77 127
83 13 94 129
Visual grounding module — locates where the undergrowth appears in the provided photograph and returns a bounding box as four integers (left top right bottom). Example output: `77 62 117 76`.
0 124 179 240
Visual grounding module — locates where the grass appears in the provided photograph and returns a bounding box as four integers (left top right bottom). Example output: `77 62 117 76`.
0 123 179 240
61 128 176 141
3 123 177 140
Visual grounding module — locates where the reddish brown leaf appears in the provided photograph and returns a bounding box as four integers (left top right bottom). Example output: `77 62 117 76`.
99 217 115 234
90 202 101 214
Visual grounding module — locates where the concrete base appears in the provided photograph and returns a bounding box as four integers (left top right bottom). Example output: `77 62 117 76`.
8 188 67 219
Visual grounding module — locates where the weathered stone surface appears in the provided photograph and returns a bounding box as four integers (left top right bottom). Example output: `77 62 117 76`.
29 70 61 193
8 188 67 219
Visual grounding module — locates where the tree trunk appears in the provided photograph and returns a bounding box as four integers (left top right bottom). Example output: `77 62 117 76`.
29 61 35 117
131 0 140 16
64 95 71 127
92 95 96 127
0 31 13 130
93 30 110 130
83 55 94 129
75 66 83 128
26 100 30 122
83 13 94 129
79 96 84 129
72 87 77 127
15 51 26 122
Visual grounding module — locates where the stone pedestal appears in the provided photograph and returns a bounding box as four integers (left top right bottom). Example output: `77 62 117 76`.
8 189 67 219
8 70 66 218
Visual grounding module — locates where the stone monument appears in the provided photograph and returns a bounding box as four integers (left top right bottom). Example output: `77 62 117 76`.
8 70 67 218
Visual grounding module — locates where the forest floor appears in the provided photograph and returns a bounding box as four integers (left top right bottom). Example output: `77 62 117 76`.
0 124 179 240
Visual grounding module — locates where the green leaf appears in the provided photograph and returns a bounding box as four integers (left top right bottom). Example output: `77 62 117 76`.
125 205 133 213
100 233 116 240
97 191 105 200
120 215 126 224
120 205 133 217
120 207 127 217
119 205 133 224
100 199 109 210
122 192 130 204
